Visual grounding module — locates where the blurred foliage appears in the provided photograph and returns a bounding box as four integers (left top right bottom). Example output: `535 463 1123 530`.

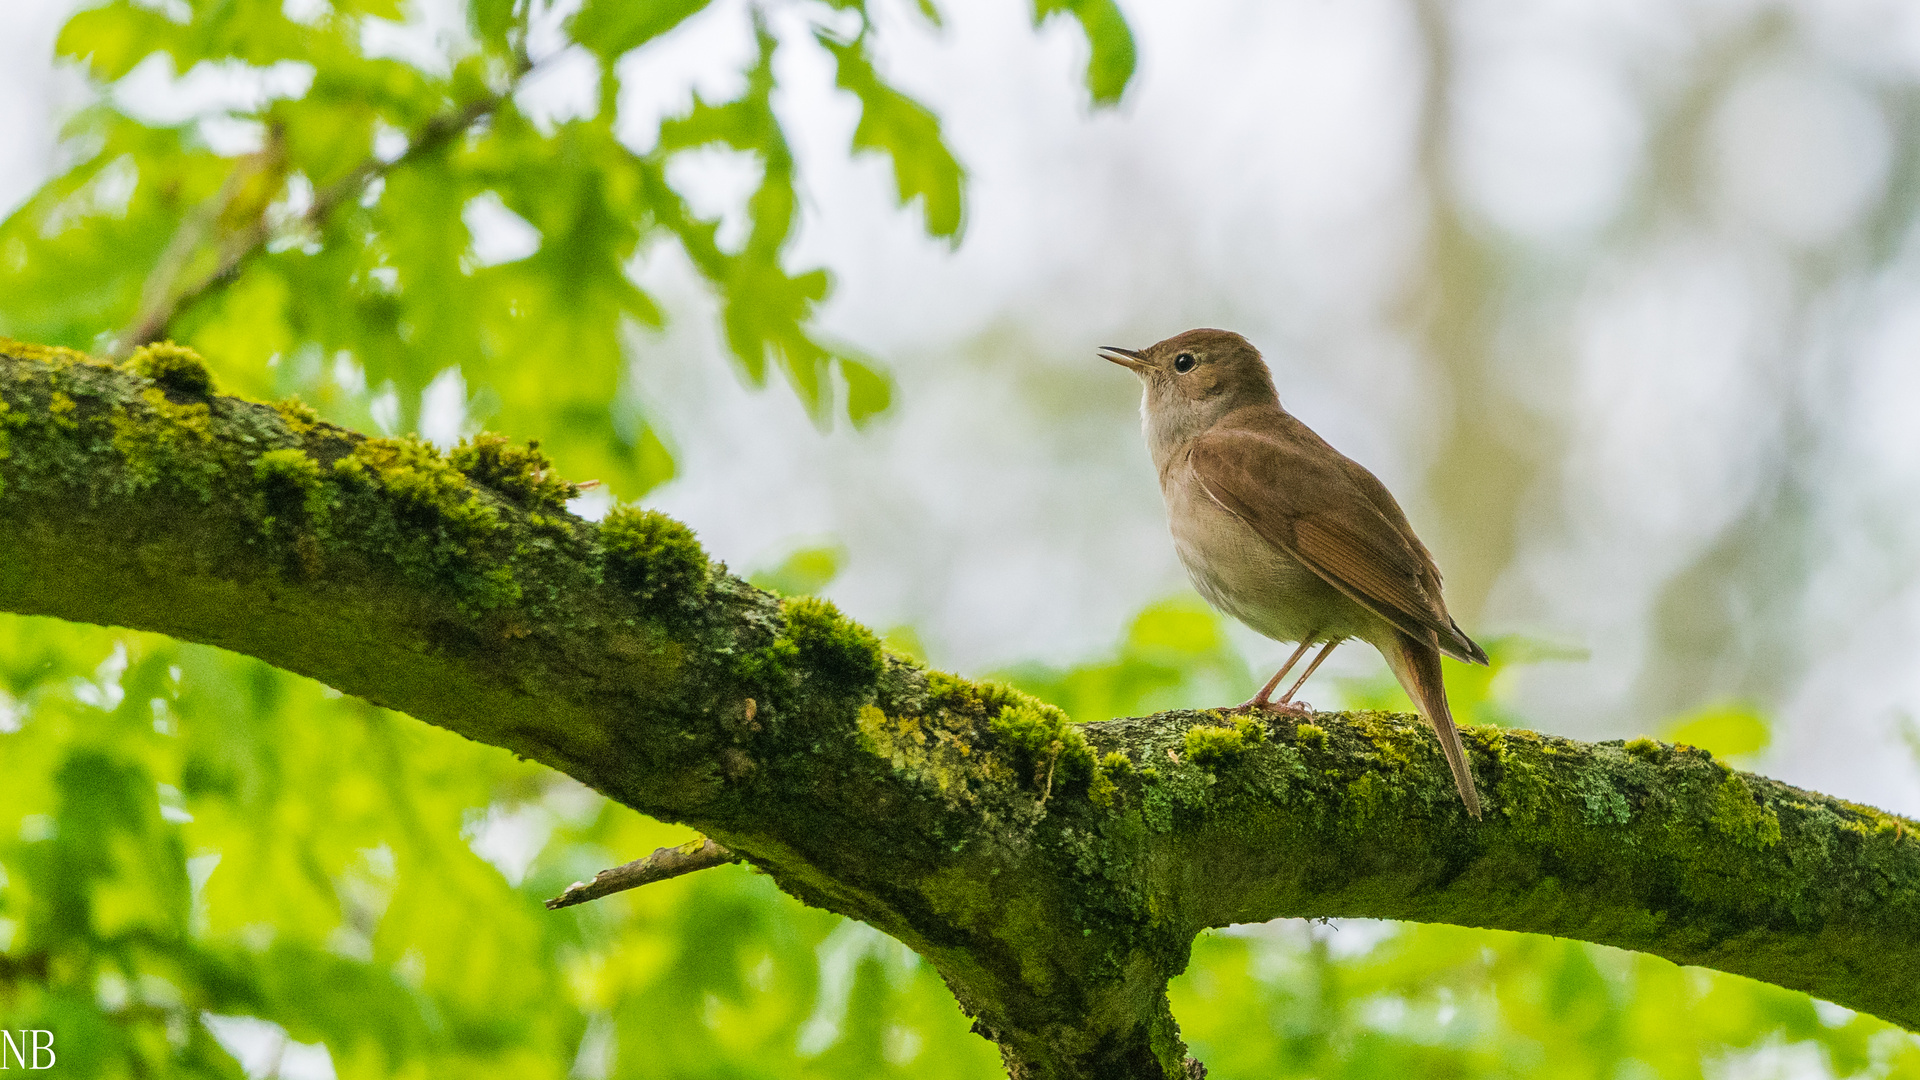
1174 921 1920 1080
996 594 1252 724
1339 639 1775 765
1662 701 1773 765
749 541 848 598
0 0 1131 501
0 617 1002 1077
1332 635 1588 732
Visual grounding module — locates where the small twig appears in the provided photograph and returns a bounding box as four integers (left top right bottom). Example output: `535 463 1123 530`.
119 130 287 355
544 837 740 910
122 55 539 351
1037 745 1060 805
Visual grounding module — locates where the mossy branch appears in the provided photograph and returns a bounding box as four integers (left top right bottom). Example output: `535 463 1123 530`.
1 340 1916 1080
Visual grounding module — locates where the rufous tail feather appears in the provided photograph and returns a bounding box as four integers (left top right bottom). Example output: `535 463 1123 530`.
1382 629 1482 819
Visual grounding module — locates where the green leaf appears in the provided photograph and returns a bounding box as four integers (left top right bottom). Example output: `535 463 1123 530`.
998 595 1251 723
657 96 777 156
469 0 522 54
750 543 846 596
272 92 378 190
61 0 314 73
0 119 231 349
652 20 878 428
570 0 711 62
1032 0 1137 105
817 33 966 241
55 2 183 81
840 357 892 427
1663 701 1772 761
183 267 295 399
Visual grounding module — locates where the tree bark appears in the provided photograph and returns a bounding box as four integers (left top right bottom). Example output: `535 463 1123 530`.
1 340 1916 1078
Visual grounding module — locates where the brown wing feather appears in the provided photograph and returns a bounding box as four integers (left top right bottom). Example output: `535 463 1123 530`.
1189 417 1484 662
1289 516 1433 629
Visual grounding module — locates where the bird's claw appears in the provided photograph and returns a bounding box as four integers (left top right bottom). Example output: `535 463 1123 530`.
1225 698 1314 716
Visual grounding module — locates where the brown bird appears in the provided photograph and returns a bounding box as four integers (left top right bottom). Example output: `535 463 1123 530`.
1101 328 1488 817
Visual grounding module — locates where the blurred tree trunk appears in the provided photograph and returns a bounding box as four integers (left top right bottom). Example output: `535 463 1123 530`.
2 342 1915 1080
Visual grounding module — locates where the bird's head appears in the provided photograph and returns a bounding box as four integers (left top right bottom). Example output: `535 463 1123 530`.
1100 328 1280 450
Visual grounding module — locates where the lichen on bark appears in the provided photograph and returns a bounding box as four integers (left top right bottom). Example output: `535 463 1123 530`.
0 339 1915 1080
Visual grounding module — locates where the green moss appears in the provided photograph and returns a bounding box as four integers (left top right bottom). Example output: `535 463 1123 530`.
474 565 523 609
1293 722 1329 750
1342 771 1395 823
1832 800 1913 843
992 698 1096 799
729 593 887 703
992 700 1069 758
252 448 329 577
925 671 1027 718
1574 775 1633 827
110 387 218 496
1088 752 1137 810
600 504 709 607
0 337 98 370
851 670 1098 806
1350 712 1417 770
1624 737 1664 760
781 596 883 695
254 447 328 522
46 390 77 431
1463 725 1511 765
129 341 214 396
335 435 499 537
451 433 577 509
1088 767 1118 808
735 635 800 685
857 703 1011 805
1709 773 1781 849
1183 715 1265 769
274 396 320 434
317 435 531 612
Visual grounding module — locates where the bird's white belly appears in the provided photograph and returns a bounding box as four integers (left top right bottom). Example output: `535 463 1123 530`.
1161 471 1364 646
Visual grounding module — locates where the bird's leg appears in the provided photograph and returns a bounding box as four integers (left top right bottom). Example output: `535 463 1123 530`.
1275 641 1340 712
1230 637 1316 713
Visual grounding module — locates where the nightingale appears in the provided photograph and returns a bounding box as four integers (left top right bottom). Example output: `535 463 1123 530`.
1101 328 1488 818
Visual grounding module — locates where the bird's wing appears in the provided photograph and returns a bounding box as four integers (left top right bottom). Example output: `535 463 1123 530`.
1188 419 1485 663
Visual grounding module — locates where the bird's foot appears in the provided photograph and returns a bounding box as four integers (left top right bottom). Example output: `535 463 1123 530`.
1225 697 1314 716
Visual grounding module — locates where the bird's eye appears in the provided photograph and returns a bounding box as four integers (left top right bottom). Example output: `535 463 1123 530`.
1173 353 1197 374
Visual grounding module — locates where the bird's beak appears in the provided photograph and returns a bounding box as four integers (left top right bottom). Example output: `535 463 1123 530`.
1099 345 1148 372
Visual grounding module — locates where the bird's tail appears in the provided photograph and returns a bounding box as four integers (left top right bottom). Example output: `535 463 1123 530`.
1382 629 1482 819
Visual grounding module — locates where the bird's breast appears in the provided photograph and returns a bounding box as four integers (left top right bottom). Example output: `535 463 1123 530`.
1160 465 1366 645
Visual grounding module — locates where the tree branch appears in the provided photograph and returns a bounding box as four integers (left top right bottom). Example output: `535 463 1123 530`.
119 68 530 352
545 838 741 909
1 340 1915 1079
